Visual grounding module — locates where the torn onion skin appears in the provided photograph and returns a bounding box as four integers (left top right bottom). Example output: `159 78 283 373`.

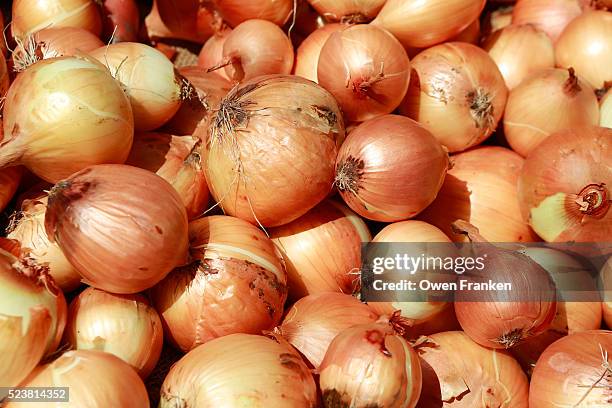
511 0 584 43
0 166 23 213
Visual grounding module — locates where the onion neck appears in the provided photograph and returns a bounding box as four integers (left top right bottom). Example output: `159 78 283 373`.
563 67 581 97
349 65 386 100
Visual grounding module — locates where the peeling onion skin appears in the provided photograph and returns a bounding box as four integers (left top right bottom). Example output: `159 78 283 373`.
159 333 318 408
518 127 611 242
149 215 287 352
529 330 612 407
203 74 345 227
212 0 294 27
0 166 23 213
294 24 344 83
306 0 386 23
511 0 584 43
44 164 189 294
401 42 508 153
416 331 529 408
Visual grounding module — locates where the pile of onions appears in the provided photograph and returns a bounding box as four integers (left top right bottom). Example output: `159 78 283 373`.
11 0 102 39
44 164 189 294
64 287 163 379
203 75 345 227
144 0 215 43
0 167 22 212
0 245 67 388
294 24 343 83
601 88 612 128
518 126 611 242
511 0 584 42
371 0 485 48
400 42 508 152
12 350 149 408
504 68 600 157
419 146 537 242
555 10 612 90
306 0 386 22
279 292 378 367
335 115 448 222
197 27 232 81
319 322 422 408
482 24 555 90
0 56 134 183
317 24 411 122
99 0 140 43
159 333 317 407
211 0 294 27
452 221 557 349
269 199 370 300
149 215 287 352
529 330 612 407
7 194 81 292
416 331 529 407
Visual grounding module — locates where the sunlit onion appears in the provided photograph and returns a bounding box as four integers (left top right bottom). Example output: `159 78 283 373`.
512 0 584 42
144 0 216 43
100 0 140 43
197 26 232 81
0 166 22 212
294 23 344 83
212 0 294 27
307 0 386 22
601 88 612 128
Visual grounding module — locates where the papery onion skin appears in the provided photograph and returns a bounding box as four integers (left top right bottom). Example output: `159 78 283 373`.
197 27 232 81
555 10 612 90
518 127 611 242
512 0 583 42
145 0 215 43
335 115 448 222
64 287 163 379
601 88 612 128
212 0 294 27
529 330 612 407
159 333 317 408
401 42 508 152
203 74 345 227
270 199 370 300
420 146 538 242
319 322 422 408
307 0 386 23
371 0 486 48
294 23 344 83
279 292 378 368
504 68 600 157
7 350 149 408
317 24 411 122
149 215 287 352
417 331 529 407
44 164 189 294
0 56 134 183
100 0 140 43
0 166 22 213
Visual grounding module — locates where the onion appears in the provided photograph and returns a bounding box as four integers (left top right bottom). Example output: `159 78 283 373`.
403 305 462 340
10 350 149 407
601 88 612 128
11 0 102 39
279 292 378 368
144 0 216 43
335 115 448 222
371 0 485 48
0 246 67 389
64 287 163 379
203 75 345 227
269 199 370 300
320 322 422 408
529 330 612 407
294 23 344 83
149 215 287 352
512 0 584 42
0 10 5 57
317 24 411 122
0 56 134 183
211 0 294 27
306 0 386 22
420 146 538 242
518 126 611 242
0 166 22 212
449 18 481 44
100 0 140 43
159 333 317 407
452 221 557 349
556 10 612 90
504 68 600 156
482 5 514 39
604 258 612 328
482 24 555 90
1 51 10 94
45 164 189 294
416 331 529 407
400 42 508 152
197 27 232 81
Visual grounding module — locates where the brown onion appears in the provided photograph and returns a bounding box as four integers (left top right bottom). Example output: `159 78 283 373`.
317 24 411 122
0 166 22 212
197 27 232 81
45 164 189 294
307 0 386 22
100 0 140 43
294 23 344 83
212 0 293 27
144 0 216 43
401 42 508 152
335 115 448 222
512 0 584 42
203 75 345 227
518 127 611 242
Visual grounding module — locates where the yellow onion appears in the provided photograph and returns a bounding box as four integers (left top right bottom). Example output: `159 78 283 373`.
307 0 386 22
0 56 134 183
529 330 612 407
320 322 422 408
149 215 287 352
401 42 508 152
420 146 538 242
449 17 481 44
45 164 189 294
7 350 149 408
601 88 612 128
279 292 378 368
197 27 232 81
64 287 163 379
294 23 344 83
270 199 369 300
511 0 584 42
159 333 317 407
212 0 294 27
0 166 22 213
203 75 345 227
144 0 216 43
417 331 529 407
